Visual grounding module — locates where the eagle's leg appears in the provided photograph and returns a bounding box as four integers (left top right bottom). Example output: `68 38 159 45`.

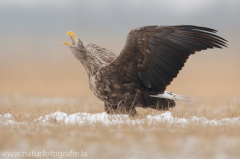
140 96 176 110
154 98 176 110
104 102 116 114
121 96 138 117
104 100 138 117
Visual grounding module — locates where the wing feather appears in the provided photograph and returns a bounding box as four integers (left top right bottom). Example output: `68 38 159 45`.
100 25 227 92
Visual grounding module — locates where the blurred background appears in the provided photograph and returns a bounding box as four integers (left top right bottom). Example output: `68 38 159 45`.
0 0 239 98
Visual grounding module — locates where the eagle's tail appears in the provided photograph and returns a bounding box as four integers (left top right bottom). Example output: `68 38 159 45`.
149 91 193 102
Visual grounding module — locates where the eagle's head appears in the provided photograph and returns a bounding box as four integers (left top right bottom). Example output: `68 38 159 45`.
62 31 87 58
63 31 102 75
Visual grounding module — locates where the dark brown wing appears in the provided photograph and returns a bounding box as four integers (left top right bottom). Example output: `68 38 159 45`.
101 25 227 93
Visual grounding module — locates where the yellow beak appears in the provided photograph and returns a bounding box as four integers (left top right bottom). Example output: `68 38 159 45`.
62 31 78 45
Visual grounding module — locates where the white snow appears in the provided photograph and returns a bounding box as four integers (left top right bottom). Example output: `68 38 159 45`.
1 111 240 126
0 113 15 125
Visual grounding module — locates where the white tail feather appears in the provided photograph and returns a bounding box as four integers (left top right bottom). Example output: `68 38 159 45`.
149 91 193 102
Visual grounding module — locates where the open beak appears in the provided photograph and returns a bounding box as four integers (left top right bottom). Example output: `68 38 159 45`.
62 31 78 46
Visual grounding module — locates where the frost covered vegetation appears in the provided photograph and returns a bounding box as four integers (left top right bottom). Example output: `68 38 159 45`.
1 96 240 159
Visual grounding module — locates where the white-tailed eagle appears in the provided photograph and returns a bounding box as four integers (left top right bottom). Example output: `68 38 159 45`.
63 25 227 116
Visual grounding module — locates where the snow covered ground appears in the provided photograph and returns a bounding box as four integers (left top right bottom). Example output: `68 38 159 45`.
1 111 240 126
1 96 240 159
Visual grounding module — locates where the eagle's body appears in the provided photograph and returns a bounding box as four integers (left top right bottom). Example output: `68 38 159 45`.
63 25 227 116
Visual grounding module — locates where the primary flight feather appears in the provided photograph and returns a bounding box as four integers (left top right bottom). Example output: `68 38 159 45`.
63 25 227 116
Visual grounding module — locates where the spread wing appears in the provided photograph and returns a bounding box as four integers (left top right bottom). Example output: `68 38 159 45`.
100 25 227 93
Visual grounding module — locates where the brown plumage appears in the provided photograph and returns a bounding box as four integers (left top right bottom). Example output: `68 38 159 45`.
63 25 227 116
